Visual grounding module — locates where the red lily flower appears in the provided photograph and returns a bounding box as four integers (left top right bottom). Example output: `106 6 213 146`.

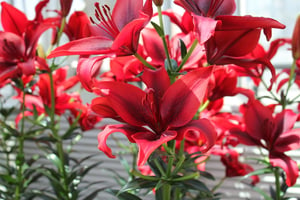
92 66 217 166
48 0 153 58
204 16 285 88
205 16 286 65
213 148 259 185
231 96 300 186
232 39 290 88
0 1 55 82
208 66 238 101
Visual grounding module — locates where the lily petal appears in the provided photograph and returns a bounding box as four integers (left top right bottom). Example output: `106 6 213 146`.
132 130 177 166
98 124 146 158
0 2 28 35
47 36 113 58
112 0 143 30
77 56 105 92
92 81 150 126
269 153 299 186
161 66 213 127
176 119 217 152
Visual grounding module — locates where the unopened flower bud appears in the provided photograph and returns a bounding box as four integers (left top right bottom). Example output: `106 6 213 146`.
153 0 163 6
292 15 300 60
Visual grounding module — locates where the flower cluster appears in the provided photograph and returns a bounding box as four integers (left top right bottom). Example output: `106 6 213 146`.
1 0 300 199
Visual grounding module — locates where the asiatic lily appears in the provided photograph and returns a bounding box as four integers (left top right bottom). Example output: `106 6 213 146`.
48 0 153 58
92 66 217 166
231 96 300 186
205 16 286 65
213 148 259 185
0 1 55 82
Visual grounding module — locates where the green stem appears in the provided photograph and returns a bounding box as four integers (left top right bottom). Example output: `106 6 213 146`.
274 167 282 200
177 39 198 72
283 59 297 109
14 85 26 200
162 183 171 200
157 6 172 71
48 71 70 200
286 59 297 94
211 176 226 193
134 52 156 70
261 78 280 103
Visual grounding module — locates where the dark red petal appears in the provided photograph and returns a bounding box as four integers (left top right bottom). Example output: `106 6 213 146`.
77 56 105 92
132 130 177 166
93 81 150 126
112 0 143 30
47 36 114 58
193 15 218 44
97 124 144 158
176 119 217 152
111 18 149 55
269 153 299 187
274 129 300 153
216 16 286 30
141 67 170 103
0 2 28 35
243 98 274 142
142 28 166 64
161 66 213 127
91 97 119 118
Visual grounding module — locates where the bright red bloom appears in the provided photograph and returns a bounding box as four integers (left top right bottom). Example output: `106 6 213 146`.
0 1 54 82
161 10 194 34
48 0 153 58
233 39 290 88
92 67 217 166
205 16 285 65
213 148 259 185
208 66 238 101
232 96 300 186
15 67 80 117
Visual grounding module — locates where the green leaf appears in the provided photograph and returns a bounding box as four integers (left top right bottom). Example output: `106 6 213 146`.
165 58 178 72
107 189 143 200
181 179 210 192
251 185 273 200
0 120 20 136
83 187 108 200
46 153 62 170
243 167 273 179
151 21 164 37
199 170 215 181
180 39 187 59
119 178 157 194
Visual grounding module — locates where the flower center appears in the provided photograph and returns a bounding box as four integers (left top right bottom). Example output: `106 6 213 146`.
207 0 224 17
90 3 120 39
